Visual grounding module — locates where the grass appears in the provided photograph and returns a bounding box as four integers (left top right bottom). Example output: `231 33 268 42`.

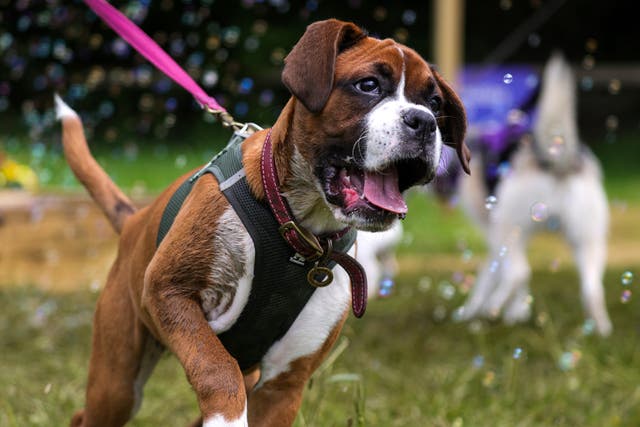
1 129 639 426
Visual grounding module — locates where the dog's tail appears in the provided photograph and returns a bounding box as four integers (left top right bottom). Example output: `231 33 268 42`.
532 52 581 174
55 94 136 234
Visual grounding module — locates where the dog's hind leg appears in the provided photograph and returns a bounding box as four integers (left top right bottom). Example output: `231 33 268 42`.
71 273 163 427
563 175 612 336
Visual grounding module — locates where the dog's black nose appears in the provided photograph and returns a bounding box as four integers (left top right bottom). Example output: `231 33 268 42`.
402 109 436 140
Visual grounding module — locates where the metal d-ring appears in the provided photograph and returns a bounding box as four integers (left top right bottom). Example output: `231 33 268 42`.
306 240 334 287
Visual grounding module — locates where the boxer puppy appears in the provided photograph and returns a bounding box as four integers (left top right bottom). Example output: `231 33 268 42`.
57 19 469 427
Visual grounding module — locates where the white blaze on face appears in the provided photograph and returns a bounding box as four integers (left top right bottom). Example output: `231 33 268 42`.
363 46 442 171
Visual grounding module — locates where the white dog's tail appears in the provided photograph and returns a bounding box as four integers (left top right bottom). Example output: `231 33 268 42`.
532 52 581 175
55 94 136 233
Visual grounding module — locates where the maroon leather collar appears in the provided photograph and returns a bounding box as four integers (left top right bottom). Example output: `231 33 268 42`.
260 130 367 318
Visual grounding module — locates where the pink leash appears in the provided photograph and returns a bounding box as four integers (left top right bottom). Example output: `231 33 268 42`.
83 0 237 128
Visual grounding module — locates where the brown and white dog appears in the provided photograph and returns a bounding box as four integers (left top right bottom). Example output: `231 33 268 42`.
57 19 469 427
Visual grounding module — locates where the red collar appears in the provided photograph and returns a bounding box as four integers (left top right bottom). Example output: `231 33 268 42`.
260 130 367 318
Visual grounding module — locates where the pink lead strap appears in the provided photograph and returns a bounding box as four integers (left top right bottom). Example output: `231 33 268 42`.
83 0 236 128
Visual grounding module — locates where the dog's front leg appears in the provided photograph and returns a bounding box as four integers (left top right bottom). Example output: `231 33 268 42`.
143 271 247 426
247 314 347 426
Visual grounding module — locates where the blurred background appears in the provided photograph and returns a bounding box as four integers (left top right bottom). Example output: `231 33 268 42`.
1 1 639 426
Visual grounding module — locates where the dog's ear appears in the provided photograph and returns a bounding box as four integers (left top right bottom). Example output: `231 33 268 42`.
282 19 366 113
431 66 471 174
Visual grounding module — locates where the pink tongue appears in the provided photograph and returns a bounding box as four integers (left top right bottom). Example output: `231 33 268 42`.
363 167 408 214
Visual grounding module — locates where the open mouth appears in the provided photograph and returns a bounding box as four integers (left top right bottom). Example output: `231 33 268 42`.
320 156 430 220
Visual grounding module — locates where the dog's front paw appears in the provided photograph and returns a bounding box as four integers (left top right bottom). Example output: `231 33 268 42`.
203 407 248 427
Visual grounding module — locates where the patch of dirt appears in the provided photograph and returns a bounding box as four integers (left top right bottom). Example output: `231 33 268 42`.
0 190 119 292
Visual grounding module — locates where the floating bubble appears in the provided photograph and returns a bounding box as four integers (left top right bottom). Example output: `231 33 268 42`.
258 89 275 107
621 289 632 304
222 26 241 46
468 319 483 334
497 161 511 178
502 73 513 84
485 195 497 210
605 115 619 132
234 101 249 117
548 135 565 156
558 350 582 372
451 306 465 322
402 9 417 26
187 52 204 68
585 37 598 53
528 32 541 47
582 319 595 336
270 47 286 65
489 260 500 274
169 38 185 57
135 65 153 86
238 77 254 94
582 55 595 70
580 76 594 91
418 276 432 292
174 154 187 169
608 79 621 95
373 6 387 21
432 305 447 321
500 0 512 10
462 248 473 263
0 32 14 51
472 354 485 368
498 246 508 258
525 73 539 88
438 281 456 300
97 101 115 119
244 36 260 52
111 38 130 57
482 371 495 387
512 347 523 360
378 277 394 298
621 271 633 286
530 202 549 222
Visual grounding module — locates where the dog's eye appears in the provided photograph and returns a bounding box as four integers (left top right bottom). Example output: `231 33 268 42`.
355 78 380 94
428 96 442 113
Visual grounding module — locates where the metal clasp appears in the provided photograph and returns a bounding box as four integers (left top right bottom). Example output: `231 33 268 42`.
279 221 324 261
307 240 334 287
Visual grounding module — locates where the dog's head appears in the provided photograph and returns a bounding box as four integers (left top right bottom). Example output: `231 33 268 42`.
282 19 469 231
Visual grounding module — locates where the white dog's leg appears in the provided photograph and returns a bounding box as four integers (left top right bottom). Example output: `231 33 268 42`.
485 237 531 320
503 279 532 325
456 258 498 320
563 172 612 336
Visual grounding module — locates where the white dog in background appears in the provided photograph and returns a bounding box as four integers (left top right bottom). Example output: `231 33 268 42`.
357 222 403 298
456 54 612 336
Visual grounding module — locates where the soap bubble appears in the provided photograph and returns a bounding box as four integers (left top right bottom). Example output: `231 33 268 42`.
530 202 549 222
438 281 456 300
621 289 632 304
512 347 523 360
378 277 395 298
503 73 513 84
485 195 497 210
621 271 633 286
472 354 485 368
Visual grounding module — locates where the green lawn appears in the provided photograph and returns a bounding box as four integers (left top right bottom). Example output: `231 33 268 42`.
1 129 639 426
